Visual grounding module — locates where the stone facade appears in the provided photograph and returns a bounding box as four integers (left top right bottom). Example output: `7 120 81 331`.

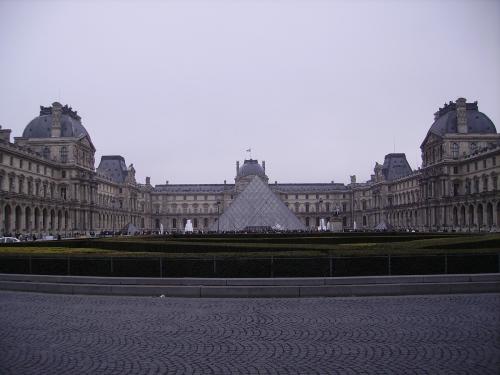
1 98 499 236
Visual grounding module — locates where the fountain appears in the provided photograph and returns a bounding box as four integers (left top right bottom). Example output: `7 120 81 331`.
184 219 194 233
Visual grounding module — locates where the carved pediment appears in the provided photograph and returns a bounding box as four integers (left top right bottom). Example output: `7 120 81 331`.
77 134 96 152
420 131 443 149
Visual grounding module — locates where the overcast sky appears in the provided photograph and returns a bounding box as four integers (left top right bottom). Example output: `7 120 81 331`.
0 0 499 186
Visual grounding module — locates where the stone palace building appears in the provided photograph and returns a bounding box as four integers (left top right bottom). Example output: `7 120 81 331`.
1 98 499 236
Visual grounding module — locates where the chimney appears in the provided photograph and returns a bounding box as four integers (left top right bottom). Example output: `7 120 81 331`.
51 102 62 137
0 126 11 143
146 177 151 185
224 179 226 184
166 180 169 184
350 175 356 184
236 161 240 176
262 160 266 173
456 97 468 134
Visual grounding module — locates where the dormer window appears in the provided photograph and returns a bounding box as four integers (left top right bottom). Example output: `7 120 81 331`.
451 143 459 159
42 147 50 159
60 146 68 163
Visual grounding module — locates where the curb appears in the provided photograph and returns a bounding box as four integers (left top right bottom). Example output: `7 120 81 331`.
0 273 499 298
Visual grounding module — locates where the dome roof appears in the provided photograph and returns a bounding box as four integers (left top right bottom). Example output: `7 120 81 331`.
429 101 496 136
238 159 266 178
22 103 89 139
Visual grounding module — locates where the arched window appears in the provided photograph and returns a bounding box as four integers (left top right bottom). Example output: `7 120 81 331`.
451 143 459 159
60 147 68 163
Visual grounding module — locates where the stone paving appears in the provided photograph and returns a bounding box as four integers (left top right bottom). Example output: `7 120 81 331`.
0 291 499 375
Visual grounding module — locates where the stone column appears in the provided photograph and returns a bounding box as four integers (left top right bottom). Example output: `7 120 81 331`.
19 206 25 233
54 210 59 233
493 203 498 230
483 205 488 231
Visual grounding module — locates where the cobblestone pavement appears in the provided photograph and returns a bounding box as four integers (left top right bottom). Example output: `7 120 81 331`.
0 292 499 375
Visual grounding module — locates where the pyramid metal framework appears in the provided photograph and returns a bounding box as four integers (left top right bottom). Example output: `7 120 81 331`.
211 176 306 232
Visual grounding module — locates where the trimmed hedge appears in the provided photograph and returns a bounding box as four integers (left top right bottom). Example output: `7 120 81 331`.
0 232 489 255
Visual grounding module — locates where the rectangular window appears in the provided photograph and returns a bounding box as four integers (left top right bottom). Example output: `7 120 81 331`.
453 166 458 174
483 160 487 169
493 157 497 166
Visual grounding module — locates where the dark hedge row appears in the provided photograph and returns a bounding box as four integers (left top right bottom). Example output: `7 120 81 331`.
423 238 500 250
147 232 462 243
1 233 484 254
0 253 498 278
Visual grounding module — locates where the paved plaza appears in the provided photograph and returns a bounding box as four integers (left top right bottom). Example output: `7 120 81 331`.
0 291 499 375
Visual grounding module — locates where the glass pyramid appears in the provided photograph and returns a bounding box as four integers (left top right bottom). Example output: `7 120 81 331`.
211 176 306 232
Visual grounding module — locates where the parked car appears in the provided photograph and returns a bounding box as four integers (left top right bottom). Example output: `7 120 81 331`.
0 237 21 243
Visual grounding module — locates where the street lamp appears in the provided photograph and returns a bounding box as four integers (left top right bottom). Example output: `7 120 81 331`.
318 199 323 230
110 198 116 236
216 201 221 233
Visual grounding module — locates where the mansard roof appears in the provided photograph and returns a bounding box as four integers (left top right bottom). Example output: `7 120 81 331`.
153 184 234 193
23 103 90 139
272 183 348 194
97 155 128 183
381 153 413 181
238 159 266 178
429 108 496 137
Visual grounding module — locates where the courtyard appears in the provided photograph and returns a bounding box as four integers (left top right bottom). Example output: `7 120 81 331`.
0 291 498 374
